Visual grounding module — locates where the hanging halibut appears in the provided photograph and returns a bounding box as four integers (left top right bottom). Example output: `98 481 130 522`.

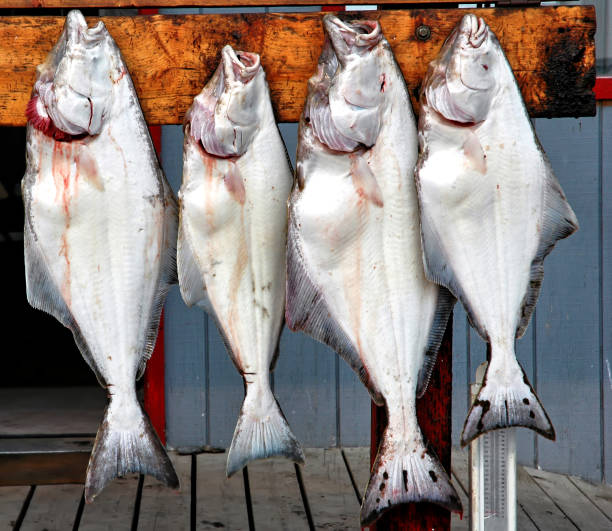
416 15 579 446
22 10 179 501
178 45 304 476
286 15 460 525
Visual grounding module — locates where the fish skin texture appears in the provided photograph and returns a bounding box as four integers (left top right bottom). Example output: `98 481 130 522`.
287 15 460 526
178 45 304 477
22 10 179 501
416 15 579 447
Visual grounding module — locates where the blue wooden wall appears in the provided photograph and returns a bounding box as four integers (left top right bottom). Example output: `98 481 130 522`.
160 3 612 484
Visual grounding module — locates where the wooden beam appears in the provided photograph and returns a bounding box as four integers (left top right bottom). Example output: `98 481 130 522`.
0 7 595 127
0 0 498 8
0 438 93 486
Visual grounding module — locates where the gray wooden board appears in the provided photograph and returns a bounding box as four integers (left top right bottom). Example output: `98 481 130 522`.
299 448 361 529
0 486 29 530
164 288 208 451
515 465 576 530
567 474 612 521
78 475 139 531
247 458 308 530
161 124 208 451
601 102 612 485
451 306 469 447
0 386 105 436
196 452 249 530
275 329 337 448
526 466 611 530
138 454 190 530
450 447 470 531
534 115 602 482
20 484 82 531
339 357 370 447
340 446 370 503
207 319 244 449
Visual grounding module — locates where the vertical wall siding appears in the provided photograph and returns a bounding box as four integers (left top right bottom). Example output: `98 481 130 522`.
161 5 611 484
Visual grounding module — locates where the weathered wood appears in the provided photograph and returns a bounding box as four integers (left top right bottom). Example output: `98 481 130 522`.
567 474 612 521
0 6 595 128
20 484 82 530
603 101 612 485
515 466 576 531
196 452 249 529
78 474 140 531
526 467 612 531
138 454 191 530
534 115 602 482
247 458 309 529
299 448 361 528
0 486 29 530
0 386 104 436
370 319 453 530
0 438 93 486
0 0 469 6
275 329 337 448
449 448 470 531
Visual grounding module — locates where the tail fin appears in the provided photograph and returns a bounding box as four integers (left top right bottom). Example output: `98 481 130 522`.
461 355 555 446
84 393 179 502
360 432 462 526
226 382 305 477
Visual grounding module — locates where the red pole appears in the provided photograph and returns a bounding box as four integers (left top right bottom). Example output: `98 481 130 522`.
369 315 454 530
139 7 166 445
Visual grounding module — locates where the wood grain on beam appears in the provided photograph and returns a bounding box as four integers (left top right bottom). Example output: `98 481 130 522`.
0 0 492 7
0 7 595 126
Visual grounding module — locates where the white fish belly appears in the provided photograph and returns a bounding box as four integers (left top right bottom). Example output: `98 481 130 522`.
418 109 543 341
180 126 292 374
294 106 437 433
26 120 165 388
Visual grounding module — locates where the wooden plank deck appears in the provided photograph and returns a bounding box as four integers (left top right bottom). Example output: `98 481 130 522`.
2 447 611 530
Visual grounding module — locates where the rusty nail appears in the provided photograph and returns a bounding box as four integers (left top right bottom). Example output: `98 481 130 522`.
416 25 431 41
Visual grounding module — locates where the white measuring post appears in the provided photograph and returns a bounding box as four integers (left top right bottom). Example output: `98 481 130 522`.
470 362 517 531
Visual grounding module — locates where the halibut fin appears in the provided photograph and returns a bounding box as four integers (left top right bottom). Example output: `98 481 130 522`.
461 354 555 446
226 384 304 477
24 218 106 386
84 396 179 503
417 287 455 398
286 203 384 405
516 164 578 338
361 428 461 526
137 184 179 379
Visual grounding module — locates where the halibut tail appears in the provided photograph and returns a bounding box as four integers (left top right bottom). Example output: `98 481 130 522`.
461 354 555 446
360 430 462 526
226 382 305 477
84 394 179 503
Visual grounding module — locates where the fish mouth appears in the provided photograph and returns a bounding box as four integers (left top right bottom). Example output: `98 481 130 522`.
458 14 488 49
222 45 260 85
66 10 105 47
323 15 382 57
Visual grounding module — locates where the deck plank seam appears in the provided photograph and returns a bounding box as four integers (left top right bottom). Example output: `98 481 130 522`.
340 448 363 505
526 470 581 530
518 500 542 531
12 485 35 531
566 475 612 523
72 489 85 530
